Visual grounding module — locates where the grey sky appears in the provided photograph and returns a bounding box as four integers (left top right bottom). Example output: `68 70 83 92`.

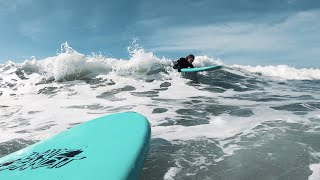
0 0 319 67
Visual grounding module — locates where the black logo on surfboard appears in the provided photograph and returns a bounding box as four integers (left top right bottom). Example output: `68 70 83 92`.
0 149 86 171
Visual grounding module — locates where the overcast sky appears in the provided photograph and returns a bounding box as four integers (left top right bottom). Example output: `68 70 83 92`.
0 0 319 67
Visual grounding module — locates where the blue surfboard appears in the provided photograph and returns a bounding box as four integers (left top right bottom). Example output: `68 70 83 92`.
0 112 151 180
181 65 222 73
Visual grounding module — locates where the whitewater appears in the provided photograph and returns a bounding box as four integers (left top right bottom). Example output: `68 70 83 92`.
1 43 320 180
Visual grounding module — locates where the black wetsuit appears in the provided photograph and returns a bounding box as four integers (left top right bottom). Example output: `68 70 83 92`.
173 58 194 72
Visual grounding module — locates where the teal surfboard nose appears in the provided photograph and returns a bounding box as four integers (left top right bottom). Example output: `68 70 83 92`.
0 112 151 180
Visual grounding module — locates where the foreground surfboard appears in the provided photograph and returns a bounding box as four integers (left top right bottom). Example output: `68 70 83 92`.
0 112 151 180
181 65 222 73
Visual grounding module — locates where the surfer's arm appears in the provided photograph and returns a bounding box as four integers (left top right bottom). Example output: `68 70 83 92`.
173 60 181 69
173 64 182 72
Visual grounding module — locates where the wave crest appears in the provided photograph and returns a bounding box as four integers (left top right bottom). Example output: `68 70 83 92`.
1 42 319 81
232 64 320 80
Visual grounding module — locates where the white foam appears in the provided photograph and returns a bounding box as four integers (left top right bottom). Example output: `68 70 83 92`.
232 64 320 80
16 43 174 82
1 61 315 147
164 167 180 180
193 55 224 67
309 164 320 180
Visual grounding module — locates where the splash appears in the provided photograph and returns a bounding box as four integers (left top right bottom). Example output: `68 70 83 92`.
7 42 173 82
1 42 319 82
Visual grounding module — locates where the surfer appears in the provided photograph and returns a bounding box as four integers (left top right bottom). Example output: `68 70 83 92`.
173 54 195 72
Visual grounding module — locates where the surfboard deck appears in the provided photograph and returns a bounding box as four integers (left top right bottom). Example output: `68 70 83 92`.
181 65 222 73
0 112 151 180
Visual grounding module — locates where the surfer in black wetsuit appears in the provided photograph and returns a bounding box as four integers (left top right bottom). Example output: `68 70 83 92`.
173 54 195 72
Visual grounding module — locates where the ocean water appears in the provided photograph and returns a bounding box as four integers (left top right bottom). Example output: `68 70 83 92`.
1 43 320 180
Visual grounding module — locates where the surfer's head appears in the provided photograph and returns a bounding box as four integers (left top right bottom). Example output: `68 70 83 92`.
186 54 195 64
